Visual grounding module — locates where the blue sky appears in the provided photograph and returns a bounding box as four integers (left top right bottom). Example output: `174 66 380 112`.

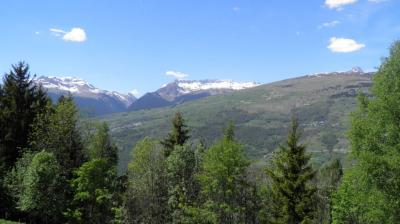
0 0 399 96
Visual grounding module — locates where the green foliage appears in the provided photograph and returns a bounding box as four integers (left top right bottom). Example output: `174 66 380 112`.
0 62 50 168
160 112 190 157
332 166 389 224
198 125 250 223
166 144 201 223
88 122 118 166
266 117 316 224
5 151 63 223
0 62 50 217
333 41 400 223
68 159 117 224
29 96 86 178
124 138 169 223
315 159 343 224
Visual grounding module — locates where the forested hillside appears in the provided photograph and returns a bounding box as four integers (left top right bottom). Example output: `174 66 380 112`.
101 70 372 171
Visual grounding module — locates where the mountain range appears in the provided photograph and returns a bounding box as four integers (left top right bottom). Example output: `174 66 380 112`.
34 76 137 116
128 80 260 111
34 68 373 172
34 76 260 116
96 68 373 172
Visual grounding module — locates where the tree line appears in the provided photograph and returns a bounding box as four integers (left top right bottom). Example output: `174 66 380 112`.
1 41 400 223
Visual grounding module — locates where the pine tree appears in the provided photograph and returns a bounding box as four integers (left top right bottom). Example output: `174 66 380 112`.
161 112 190 157
29 96 86 179
0 62 49 168
88 122 118 167
0 62 50 218
266 117 316 224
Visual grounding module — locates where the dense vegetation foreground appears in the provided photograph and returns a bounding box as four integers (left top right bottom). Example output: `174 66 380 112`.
1 41 400 223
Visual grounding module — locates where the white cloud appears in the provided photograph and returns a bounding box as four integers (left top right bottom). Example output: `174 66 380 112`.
49 27 87 42
319 20 340 28
325 0 358 9
35 31 40 35
328 37 365 53
165 71 189 79
130 89 140 97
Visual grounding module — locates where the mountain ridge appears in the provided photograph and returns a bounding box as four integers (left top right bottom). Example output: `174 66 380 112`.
98 69 373 172
34 76 137 116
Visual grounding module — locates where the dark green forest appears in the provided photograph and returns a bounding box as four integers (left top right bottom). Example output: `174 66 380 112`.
1 41 400 223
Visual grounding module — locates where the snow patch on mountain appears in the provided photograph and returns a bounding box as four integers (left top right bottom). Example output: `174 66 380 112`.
172 80 260 94
34 76 136 107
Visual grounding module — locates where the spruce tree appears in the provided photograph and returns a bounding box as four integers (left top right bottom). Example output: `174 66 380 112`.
0 62 49 168
266 117 316 224
29 96 86 179
161 112 190 157
88 122 118 167
0 62 50 218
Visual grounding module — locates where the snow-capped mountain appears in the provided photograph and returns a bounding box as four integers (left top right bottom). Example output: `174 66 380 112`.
129 79 260 111
156 79 260 101
34 76 136 116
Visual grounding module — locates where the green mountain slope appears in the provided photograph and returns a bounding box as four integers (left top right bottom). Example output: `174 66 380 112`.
99 72 372 171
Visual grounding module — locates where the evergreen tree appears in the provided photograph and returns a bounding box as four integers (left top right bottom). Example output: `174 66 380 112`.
0 62 50 218
88 122 118 167
266 117 316 224
333 41 400 223
0 62 49 167
161 112 190 157
124 138 169 223
198 124 250 223
29 96 86 179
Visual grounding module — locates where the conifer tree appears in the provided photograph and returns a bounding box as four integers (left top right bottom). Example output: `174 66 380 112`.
29 96 86 179
266 117 316 224
161 112 190 157
0 62 49 168
0 62 50 218
88 122 118 167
